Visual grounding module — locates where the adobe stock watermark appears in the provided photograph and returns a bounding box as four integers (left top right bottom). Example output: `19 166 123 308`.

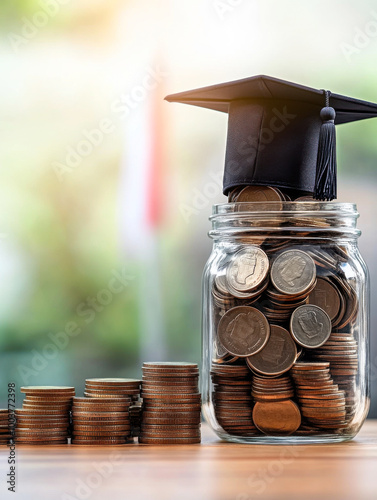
179 169 223 223
8 0 72 53
179 105 296 223
340 11 377 62
236 445 301 498
17 267 134 384
51 65 168 182
61 452 127 500
213 0 245 20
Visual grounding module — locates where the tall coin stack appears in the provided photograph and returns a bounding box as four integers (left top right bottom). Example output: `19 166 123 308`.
15 386 74 445
71 396 132 445
210 363 257 436
0 410 11 445
140 362 201 444
84 378 142 439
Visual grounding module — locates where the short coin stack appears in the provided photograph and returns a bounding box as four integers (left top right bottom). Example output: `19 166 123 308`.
291 362 347 430
71 396 132 445
84 378 141 400
84 378 142 439
140 362 201 444
211 363 257 436
15 387 74 445
0 410 11 445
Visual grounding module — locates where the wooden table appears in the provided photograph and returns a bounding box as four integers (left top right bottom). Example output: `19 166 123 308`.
1 421 377 500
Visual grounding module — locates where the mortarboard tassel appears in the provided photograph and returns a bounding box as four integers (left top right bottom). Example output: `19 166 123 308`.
314 90 337 201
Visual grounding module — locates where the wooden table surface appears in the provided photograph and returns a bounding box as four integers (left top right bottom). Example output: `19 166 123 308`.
1 421 377 500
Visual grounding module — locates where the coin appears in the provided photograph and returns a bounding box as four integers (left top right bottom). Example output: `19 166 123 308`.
270 249 316 295
290 304 332 348
20 386 75 393
235 186 284 203
252 400 301 435
226 247 269 294
246 325 297 376
218 306 270 357
308 277 341 321
85 378 141 386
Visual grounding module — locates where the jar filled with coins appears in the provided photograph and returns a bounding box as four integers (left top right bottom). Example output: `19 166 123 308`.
201 190 369 443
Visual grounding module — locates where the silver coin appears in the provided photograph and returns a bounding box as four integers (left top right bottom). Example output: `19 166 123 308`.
226 247 269 293
270 249 316 295
290 304 332 348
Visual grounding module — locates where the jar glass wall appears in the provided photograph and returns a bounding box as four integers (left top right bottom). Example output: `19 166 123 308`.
201 202 369 444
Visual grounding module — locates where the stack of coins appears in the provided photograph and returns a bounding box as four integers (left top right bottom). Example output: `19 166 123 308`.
0 410 11 445
251 374 294 402
291 362 347 430
211 363 257 436
312 332 358 423
140 362 201 444
250 375 300 435
84 378 142 439
71 396 132 445
15 387 74 445
84 378 141 400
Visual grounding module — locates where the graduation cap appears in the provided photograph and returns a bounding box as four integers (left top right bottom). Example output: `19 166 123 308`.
165 75 377 200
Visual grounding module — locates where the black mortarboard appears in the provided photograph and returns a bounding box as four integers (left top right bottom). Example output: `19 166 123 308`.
165 75 377 200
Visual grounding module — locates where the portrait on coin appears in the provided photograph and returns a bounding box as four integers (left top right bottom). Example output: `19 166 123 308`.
230 251 257 286
279 255 307 287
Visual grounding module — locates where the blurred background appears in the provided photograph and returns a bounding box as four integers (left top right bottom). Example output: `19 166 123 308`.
0 0 377 415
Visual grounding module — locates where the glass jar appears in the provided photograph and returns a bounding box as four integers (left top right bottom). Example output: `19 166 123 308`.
201 201 369 444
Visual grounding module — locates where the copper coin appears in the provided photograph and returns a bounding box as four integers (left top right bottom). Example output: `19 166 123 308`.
15 409 68 416
246 325 297 376
143 403 201 411
235 185 283 203
252 400 301 436
73 424 130 431
142 418 200 426
20 386 75 393
218 306 270 357
85 378 140 385
14 439 68 444
142 362 198 372
308 277 341 321
271 250 316 295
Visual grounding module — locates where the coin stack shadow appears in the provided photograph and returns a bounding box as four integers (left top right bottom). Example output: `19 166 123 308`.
291 362 347 431
71 396 132 445
15 387 74 445
0 410 11 445
84 378 142 439
211 363 257 436
140 362 201 444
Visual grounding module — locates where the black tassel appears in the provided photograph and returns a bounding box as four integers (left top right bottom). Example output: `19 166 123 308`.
314 91 337 201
